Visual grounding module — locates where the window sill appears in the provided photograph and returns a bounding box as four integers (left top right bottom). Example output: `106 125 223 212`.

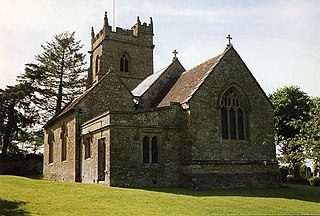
221 139 249 145
141 163 159 168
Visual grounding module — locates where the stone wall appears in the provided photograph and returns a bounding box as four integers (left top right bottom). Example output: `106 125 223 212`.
180 47 281 188
43 113 77 182
89 15 154 91
77 71 135 124
79 106 183 187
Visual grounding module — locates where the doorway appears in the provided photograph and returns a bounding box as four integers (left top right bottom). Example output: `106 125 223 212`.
98 138 106 181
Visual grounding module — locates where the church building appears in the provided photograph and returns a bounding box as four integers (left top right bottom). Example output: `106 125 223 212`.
43 13 281 189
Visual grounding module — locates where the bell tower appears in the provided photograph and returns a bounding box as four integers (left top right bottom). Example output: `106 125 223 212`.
87 12 154 90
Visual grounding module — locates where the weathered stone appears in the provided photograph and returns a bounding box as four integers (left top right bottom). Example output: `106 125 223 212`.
43 13 281 189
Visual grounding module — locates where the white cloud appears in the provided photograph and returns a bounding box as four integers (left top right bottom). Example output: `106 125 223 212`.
0 0 319 97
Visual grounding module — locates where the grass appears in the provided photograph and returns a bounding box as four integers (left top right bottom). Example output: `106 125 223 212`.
0 175 320 216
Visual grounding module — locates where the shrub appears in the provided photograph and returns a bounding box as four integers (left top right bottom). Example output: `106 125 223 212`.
309 176 320 186
286 175 294 183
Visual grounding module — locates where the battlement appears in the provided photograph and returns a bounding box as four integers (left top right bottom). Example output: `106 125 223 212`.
91 12 153 48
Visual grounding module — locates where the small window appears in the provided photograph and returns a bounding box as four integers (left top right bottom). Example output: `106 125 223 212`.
48 129 54 164
143 136 150 163
220 88 246 140
61 123 68 161
142 135 159 164
120 54 129 72
84 137 91 159
95 55 100 74
151 136 158 163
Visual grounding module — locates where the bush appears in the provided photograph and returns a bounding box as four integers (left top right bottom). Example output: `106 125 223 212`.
286 175 294 183
309 176 320 186
286 175 309 184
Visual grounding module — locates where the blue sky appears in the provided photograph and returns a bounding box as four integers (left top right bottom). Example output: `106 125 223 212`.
1 0 319 96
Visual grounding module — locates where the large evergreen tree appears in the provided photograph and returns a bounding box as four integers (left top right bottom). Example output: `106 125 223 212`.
0 84 39 156
18 32 86 122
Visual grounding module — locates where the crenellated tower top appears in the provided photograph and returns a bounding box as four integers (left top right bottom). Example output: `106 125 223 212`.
87 12 154 90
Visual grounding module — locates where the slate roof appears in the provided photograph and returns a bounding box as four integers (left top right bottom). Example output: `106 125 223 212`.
158 48 227 107
132 65 169 97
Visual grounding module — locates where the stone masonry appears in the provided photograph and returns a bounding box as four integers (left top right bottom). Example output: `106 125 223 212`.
43 13 281 189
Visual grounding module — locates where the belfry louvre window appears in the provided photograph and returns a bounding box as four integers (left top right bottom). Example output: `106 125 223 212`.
95 55 100 74
142 135 158 164
221 88 246 140
120 54 129 72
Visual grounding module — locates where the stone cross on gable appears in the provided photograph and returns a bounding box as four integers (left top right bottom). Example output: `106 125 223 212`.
172 49 178 61
226 34 233 47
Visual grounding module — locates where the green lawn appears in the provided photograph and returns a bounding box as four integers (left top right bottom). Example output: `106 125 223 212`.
0 175 319 216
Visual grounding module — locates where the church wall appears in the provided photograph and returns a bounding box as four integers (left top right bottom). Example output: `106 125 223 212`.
181 48 280 188
76 72 135 125
80 114 110 184
43 113 77 182
102 38 154 90
91 44 103 83
108 106 183 187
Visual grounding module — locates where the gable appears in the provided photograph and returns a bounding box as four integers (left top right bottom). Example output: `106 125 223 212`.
45 70 134 127
158 46 273 110
133 59 185 108
158 50 226 107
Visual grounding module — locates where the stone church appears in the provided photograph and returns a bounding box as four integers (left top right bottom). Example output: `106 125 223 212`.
43 13 281 189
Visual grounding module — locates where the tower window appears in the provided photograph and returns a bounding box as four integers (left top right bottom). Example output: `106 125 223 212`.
220 88 246 140
95 55 100 74
120 54 129 72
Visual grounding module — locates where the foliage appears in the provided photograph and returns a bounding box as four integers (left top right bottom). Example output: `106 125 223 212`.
308 176 320 186
18 31 86 123
0 84 41 156
303 97 320 174
269 86 311 178
1 176 320 215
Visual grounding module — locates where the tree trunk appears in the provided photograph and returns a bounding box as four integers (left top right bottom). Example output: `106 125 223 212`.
293 164 301 180
1 103 15 156
55 50 65 114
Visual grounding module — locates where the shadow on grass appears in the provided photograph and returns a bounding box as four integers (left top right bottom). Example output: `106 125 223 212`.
143 184 320 203
0 199 30 216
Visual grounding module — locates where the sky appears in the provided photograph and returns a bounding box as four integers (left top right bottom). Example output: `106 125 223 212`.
1 0 319 97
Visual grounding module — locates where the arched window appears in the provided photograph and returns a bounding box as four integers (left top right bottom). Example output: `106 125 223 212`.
220 88 246 140
61 123 68 161
142 135 159 164
151 136 158 163
95 55 100 74
120 53 129 72
143 136 150 163
48 129 55 164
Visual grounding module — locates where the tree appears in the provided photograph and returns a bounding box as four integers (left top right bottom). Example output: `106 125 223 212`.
18 32 86 122
269 86 311 179
303 97 320 175
0 84 39 156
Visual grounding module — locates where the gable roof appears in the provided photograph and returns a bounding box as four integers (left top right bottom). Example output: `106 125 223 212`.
132 65 169 97
158 48 228 107
44 69 133 128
